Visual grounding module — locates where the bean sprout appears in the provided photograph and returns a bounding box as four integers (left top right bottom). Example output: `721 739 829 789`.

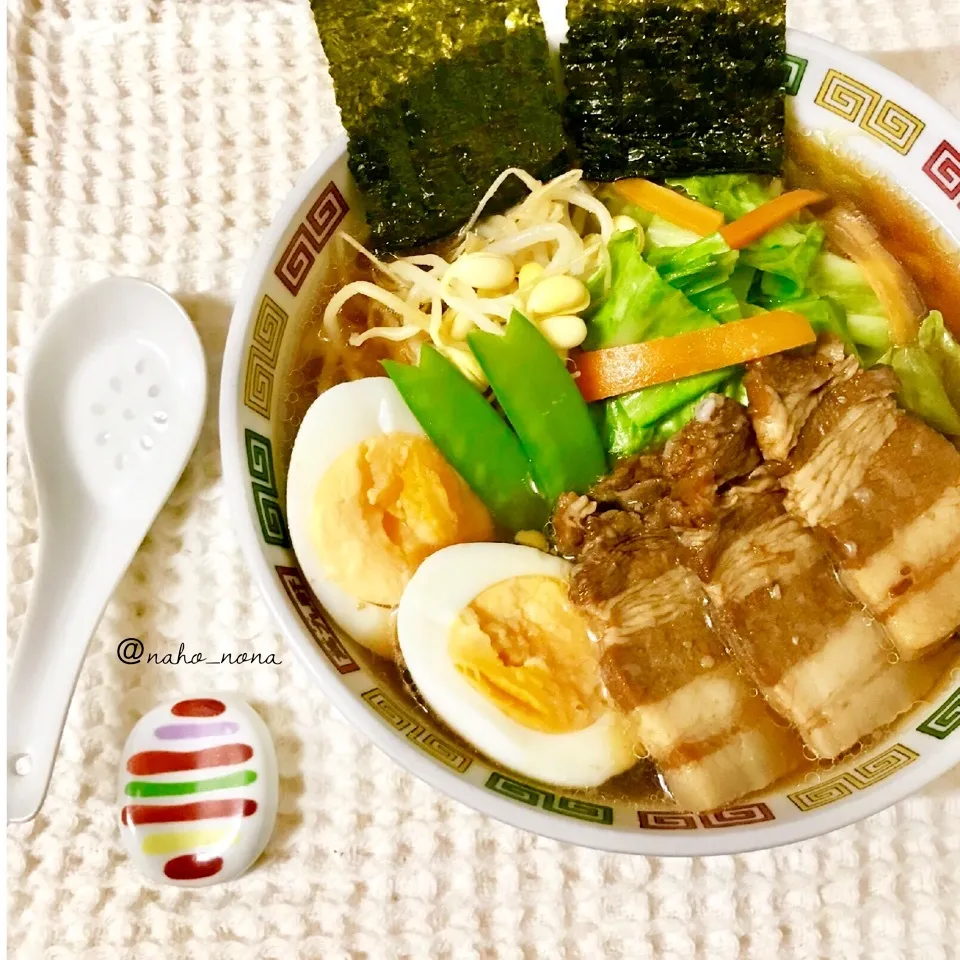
322 167 612 355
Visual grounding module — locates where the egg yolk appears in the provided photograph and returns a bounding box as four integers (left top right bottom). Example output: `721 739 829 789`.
310 432 494 608
448 575 604 734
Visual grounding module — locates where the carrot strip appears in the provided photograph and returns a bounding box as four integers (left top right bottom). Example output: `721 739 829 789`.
613 179 725 237
572 311 816 402
719 189 828 250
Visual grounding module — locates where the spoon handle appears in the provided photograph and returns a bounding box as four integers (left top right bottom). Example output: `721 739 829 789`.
7 531 121 823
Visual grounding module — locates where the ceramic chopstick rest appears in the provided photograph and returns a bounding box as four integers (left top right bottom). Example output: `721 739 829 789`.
118 694 278 886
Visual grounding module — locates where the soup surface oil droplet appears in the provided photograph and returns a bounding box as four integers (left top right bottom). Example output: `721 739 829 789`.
110 377 122 392
148 384 161 398
135 358 147 375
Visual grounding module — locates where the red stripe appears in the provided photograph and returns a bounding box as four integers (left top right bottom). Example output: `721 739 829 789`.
172 698 226 717
126 743 253 775
121 798 258 826
164 854 223 881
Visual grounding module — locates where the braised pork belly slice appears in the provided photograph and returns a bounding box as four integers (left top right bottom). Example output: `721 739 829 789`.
568 511 801 812
745 338 856 462
706 478 943 758
747 350 960 659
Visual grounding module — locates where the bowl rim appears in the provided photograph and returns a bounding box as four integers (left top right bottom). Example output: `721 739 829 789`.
220 28 960 856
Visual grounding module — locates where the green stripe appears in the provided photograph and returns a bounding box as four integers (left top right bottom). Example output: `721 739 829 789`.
124 770 257 798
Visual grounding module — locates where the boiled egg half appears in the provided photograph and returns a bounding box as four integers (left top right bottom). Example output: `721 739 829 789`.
286 377 493 658
397 542 637 787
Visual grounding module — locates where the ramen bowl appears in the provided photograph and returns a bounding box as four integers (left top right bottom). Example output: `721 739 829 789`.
220 31 960 855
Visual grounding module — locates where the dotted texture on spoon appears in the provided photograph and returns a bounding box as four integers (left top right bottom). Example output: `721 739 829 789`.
6 1 960 958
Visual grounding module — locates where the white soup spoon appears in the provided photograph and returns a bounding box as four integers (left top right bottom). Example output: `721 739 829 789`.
8 277 207 823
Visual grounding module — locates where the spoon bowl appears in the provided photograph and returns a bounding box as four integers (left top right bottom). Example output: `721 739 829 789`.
8 277 207 823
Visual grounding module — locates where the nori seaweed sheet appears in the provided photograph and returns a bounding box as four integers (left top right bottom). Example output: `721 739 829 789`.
562 0 787 181
311 1 568 251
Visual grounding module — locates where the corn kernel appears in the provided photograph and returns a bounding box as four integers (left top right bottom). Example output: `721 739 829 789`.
514 529 550 552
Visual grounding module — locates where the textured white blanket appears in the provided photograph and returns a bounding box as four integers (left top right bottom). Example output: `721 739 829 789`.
7 1 960 957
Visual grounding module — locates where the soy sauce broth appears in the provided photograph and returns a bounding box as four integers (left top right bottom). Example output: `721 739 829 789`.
784 128 960 335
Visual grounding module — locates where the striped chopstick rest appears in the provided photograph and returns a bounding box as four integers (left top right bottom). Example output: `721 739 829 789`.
118 695 278 886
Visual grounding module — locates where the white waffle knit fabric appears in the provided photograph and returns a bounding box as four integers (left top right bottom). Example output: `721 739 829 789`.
7 1 960 958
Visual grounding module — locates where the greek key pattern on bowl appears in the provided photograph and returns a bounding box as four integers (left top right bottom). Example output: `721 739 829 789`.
700 803 775 828
814 69 925 155
922 140 960 205
244 429 291 548
362 688 473 773
243 295 288 419
784 54 807 97
787 743 919 812
275 565 359 675
274 183 348 297
917 685 960 740
637 811 697 830
637 803 774 830
484 772 613 824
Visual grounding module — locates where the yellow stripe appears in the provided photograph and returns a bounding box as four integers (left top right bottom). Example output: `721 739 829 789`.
141 828 239 856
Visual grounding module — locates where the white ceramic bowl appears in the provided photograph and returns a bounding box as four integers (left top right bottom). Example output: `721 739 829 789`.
220 31 960 855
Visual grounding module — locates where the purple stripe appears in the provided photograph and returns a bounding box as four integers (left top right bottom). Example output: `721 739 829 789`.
154 721 240 740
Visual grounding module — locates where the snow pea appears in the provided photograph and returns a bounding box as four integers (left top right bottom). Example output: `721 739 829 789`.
383 347 548 533
468 311 608 503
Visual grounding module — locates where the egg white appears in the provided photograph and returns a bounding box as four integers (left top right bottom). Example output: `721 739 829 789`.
286 377 424 657
397 542 638 788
